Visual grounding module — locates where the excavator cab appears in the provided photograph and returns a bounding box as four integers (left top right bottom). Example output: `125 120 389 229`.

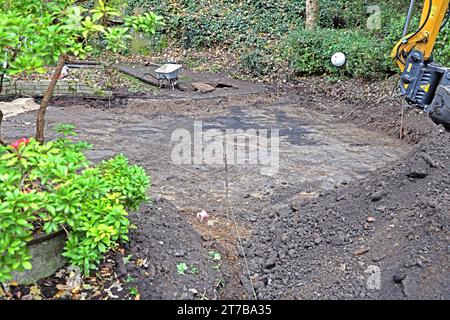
392 0 450 128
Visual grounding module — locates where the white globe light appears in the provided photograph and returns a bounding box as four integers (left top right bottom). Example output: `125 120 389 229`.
331 52 346 67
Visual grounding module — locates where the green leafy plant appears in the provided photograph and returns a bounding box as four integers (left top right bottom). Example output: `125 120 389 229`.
435 26 450 67
0 1 101 78
177 262 188 275
207 251 222 270
216 277 225 289
124 12 165 35
125 275 135 283
123 254 133 263
90 0 121 26
208 251 221 261
81 16 106 39
190 265 198 275
0 126 150 281
129 287 139 297
104 27 132 53
54 123 77 137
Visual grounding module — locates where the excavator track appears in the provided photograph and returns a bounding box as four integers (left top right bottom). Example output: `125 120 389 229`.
429 85 450 129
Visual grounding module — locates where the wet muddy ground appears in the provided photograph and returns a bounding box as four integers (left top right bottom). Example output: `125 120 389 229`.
2 76 447 300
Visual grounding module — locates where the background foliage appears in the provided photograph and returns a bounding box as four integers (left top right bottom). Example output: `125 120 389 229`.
123 0 450 79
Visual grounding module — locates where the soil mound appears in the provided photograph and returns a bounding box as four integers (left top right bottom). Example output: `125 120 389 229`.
247 78 449 299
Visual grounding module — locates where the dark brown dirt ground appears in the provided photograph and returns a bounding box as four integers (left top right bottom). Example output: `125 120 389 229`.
249 77 450 300
1 74 448 300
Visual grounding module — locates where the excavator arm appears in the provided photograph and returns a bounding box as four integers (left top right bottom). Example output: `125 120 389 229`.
392 0 450 128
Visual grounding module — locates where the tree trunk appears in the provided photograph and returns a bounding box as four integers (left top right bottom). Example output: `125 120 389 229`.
305 0 319 31
0 74 5 95
35 54 67 144
0 109 6 146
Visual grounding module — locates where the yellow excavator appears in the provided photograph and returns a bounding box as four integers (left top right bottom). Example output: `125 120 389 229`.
392 0 450 128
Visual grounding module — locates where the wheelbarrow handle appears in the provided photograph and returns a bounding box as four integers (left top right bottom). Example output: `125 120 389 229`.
143 72 159 80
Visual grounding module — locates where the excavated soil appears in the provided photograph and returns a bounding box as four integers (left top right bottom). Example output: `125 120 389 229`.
248 78 449 300
249 129 449 300
1 75 448 300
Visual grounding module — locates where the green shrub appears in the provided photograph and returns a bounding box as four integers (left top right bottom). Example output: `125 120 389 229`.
121 1 443 80
126 0 305 49
0 126 150 281
284 28 394 79
239 50 274 77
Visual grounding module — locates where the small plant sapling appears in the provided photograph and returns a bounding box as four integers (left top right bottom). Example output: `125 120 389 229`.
177 262 188 275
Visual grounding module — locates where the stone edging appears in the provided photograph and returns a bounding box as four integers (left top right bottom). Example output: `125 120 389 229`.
0 78 111 97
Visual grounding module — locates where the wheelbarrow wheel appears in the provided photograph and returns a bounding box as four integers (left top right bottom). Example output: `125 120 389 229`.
170 78 178 90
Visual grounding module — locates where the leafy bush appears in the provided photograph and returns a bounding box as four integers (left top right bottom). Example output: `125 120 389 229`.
284 28 394 79
126 0 305 49
104 27 133 53
121 0 447 80
91 1 164 54
434 27 450 66
239 51 274 77
90 0 122 25
124 11 165 34
0 1 94 77
0 126 150 281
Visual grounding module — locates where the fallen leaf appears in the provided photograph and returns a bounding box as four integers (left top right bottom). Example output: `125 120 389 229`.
354 247 370 256
71 293 81 300
25 286 43 300
53 290 69 299
56 284 67 291
189 288 198 295
30 286 41 296
100 267 112 277
55 268 66 278
136 258 146 267
71 286 82 294
83 284 93 290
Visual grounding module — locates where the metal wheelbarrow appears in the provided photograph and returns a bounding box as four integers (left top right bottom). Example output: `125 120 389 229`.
145 63 182 90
